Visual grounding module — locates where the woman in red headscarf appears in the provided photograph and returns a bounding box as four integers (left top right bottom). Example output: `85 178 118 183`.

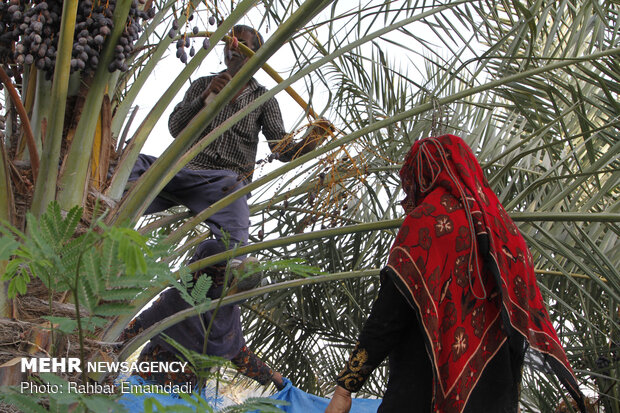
325 135 585 413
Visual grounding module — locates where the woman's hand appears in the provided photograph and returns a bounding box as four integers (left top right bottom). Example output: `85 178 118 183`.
325 386 352 413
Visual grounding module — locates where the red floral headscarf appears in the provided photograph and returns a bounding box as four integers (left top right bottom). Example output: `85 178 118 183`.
387 135 584 413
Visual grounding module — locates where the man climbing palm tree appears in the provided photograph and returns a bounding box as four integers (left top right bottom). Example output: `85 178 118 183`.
122 25 332 390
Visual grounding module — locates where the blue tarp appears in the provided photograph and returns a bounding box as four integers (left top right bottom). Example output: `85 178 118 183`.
117 376 226 411
118 376 381 412
268 378 380 413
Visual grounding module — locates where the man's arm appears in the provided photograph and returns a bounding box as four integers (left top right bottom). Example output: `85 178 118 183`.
169 73 240 138
231 345 285 390
260 97 295 160
261 97 333 161
168 77 211 138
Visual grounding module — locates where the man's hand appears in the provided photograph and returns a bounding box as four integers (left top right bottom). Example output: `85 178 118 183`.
271 371 285 391
325 386 352 413
201 72 233 100
298 118 335 155
310 118 334 141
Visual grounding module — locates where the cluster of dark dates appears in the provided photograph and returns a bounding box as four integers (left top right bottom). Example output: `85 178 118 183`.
0 0 154 80
0 0 223 83
170 14 216 64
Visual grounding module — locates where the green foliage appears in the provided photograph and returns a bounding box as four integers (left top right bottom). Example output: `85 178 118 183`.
102 224 152 276
0 203 90 297
191 274 214 304
142 393 287 413
0 199 182 391
250 258 324 280
0 201 175 322
223 1 620 408
0 199 297 410
115 253 326 369
41 316 78 334
0 373 127 413
0 236 19 261
218 398 287 413
0 391 49 413
161 334 233 389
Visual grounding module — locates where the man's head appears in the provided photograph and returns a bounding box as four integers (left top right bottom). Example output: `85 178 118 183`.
231 25 264 51
224 25 264 73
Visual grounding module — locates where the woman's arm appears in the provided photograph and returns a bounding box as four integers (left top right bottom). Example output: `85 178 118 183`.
326 271 415 412
336 272 414 392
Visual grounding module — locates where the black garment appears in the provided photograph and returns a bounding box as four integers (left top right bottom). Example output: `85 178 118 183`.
337 271 523 412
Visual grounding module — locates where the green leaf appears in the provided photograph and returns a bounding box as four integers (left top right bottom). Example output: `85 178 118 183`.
15 275 27 295
82 316 110 332
85 316 110 329
7 281 17 299
81 394 123 412
0 391 48 413
58 205 83 243
93 302 135 316
39 372 68 387
0 236 19 261
1 258 22 281
104 226 150 276
42 316 78 334
190 274 213 304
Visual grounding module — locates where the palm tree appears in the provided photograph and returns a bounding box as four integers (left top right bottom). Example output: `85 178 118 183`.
0 0 618 412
